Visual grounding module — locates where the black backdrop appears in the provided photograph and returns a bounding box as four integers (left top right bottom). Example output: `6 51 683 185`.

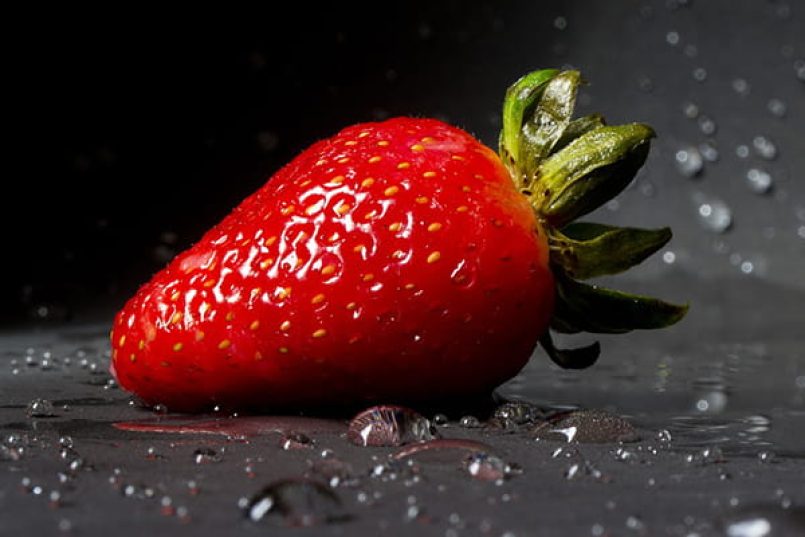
5 1 804 325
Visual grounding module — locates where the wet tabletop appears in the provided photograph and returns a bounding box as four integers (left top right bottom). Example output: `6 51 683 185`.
3 0 805 535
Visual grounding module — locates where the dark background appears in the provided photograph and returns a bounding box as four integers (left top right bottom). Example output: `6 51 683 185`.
5 0 804 326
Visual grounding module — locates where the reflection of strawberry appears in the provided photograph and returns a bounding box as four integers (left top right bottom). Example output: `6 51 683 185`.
111 69 686 411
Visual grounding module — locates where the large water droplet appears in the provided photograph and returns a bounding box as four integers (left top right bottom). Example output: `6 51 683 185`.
725 517 771 537
746 169 773 194
347 406 437 447
193 448 222 464
532 410 638 443
244 479 350 527
464 453 509 481
491 401 544 429
696 197 733 234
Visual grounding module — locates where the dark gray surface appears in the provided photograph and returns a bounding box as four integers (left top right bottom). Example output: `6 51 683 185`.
3 1 805 535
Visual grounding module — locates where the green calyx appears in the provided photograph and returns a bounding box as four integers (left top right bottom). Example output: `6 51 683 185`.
499 68 688 369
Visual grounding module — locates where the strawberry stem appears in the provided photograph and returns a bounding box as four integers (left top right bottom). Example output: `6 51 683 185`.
499 68 688 369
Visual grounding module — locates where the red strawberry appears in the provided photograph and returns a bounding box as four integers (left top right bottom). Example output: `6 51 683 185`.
111 69 686 411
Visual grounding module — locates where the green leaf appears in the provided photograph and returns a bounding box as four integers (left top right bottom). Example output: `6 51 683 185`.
553 274 688 334
533 124 654 227
540 331 600 369
554 114 606 152
519 70 581 181
499 69 559 186
550 223 672 279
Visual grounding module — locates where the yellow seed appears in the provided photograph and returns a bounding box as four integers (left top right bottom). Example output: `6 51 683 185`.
327 232 340 242
311 293 326 305
204 279 215 288
321 264 336 276
254 351 264 360
428 222 443 232
200 302 210 314
305 204 320 216
423 171 437 178
170 291 180 301
299 179 311 188
315 159 326 166
358 131 370 138
462 185 471 192
421 136 435 143
335 203 351 216
129 354 136 363
172 343 184 352
330 175 345 184
396 162 411 170
218 339 231 350
368 156 382 163
260 258 274 270
344 141 357 146
384 185 399 196
362 273 375 282
427 251 442 264
337 157 350 164
278 346 289 354
280 320 291 331
312 328 328 338
249 320 260 330
411 144 425 152
294 258 304 269
457 205 469 213
415 196 429 204
170 312 182 324
377 140 390 147
266 236 277 246
281 205 295 215
195 330 205 341
363 210 377 220
138 339 145 350
474 174 484 180
346 302 357 310
388 222 402 232
277 287 291 299
391 250 405 259
353 244 366 253
225 312 234 322
404 283 416 290
451 155 465 161
118 335 126 347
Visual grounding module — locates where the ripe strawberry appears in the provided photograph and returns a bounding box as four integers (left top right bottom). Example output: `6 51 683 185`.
111 69 686 411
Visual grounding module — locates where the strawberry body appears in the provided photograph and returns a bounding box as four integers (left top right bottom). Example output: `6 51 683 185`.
111 118 553 410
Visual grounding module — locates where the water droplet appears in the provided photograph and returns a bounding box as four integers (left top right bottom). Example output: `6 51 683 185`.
347 406 437 447
26 398 56 418
697 115 717 135
657 429 672 443
736 144 750 158
696 198 733 234
699 141 719 162
281 432 313 450
666 30 680 46
752 136 777 160
745 169 773 194
193 448 222 464
307 458 356 488
662 251 676 264
459 415 482 428
244 479 350 527
686 446 725 466
464 453 511 481
682 101 699 118
731 78 750 96
432 413 448 426
626 515 645 531
532 410 639 443
725 517 771 537
492 401 543 429
692 67 708 82
553 16 567 30
767 98 787 117
757 450 776 464
674 147 704 177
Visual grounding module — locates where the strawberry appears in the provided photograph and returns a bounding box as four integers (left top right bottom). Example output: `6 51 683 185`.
110 69 686 411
